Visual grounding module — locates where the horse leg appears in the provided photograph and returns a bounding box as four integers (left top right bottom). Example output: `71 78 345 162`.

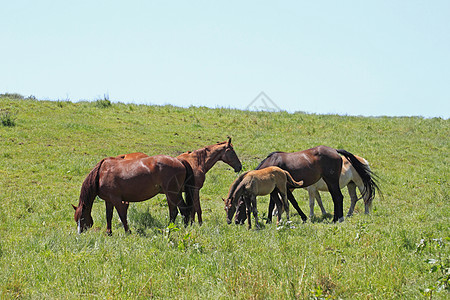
234 197 247 225
192 189 203 225
266 190 278 224
314 190 327 217
244 196 252 230
251 195 260 229
346 182 358 217
166 194 179 224
287 189 307 222
275 193 284 225
323 179 344 222
115 202 131 233
356 181 371 214
105 201 114 236
279 192 289 222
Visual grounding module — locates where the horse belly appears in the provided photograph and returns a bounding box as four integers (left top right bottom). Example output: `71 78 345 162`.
313 179 329 192
121 172 164 201
254 181 276 196
99 170 163 203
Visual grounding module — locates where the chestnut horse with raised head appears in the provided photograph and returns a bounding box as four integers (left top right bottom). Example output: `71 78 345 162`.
176 138 242 224
224 166 304 229
235 146 377 223
73 155 195 235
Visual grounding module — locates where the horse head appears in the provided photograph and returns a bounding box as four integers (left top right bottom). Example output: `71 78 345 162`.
220 137 242 172
72 204 93 234
223 197 237 224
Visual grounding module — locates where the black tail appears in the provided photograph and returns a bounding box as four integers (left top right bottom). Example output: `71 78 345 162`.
181 160 195 213
336 149 381 208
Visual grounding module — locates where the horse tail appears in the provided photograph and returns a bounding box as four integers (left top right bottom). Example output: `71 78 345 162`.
255 151 283 170
180 160 195 210
76 158 106 214
284 170 304 189
336 149 381 208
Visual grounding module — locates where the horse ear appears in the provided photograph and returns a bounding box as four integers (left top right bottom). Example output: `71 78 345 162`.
72 204 78 211
222 197 225 202
227 136 232 146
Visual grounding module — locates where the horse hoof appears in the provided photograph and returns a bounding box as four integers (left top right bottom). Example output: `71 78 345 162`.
338 217 345 223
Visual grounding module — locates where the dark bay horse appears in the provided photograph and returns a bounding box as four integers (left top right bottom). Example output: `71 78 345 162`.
176 138 242 224
118 138 242 224
235 145 378 223
224 166 304 229
73 155 195 234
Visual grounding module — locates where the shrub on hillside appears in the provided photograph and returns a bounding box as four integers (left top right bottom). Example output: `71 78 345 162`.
0 110 16 127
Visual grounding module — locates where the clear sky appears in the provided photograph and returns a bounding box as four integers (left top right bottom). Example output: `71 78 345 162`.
1 1 449 118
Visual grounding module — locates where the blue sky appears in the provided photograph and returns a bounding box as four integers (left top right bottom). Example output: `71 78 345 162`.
1 1 449 118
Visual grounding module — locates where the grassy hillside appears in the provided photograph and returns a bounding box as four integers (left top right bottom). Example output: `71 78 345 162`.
0 95 449 299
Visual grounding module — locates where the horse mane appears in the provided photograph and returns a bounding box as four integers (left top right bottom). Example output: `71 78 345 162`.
76 158 106 212
181 141 227 167
226 171 250 201
255 151 283 170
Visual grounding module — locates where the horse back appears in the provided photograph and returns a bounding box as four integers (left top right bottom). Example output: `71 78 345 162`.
242 167 280 196
116 152 149 160
98 155 186 202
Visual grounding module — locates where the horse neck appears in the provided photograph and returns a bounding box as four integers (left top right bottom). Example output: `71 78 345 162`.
77 180 97 214
226 172 247 200
78 197 94 215
192 144 225 174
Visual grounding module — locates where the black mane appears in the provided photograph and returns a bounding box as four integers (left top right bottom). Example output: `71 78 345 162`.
255 151 283 170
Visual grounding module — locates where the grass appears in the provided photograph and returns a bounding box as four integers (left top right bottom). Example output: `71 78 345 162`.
0 95 449 299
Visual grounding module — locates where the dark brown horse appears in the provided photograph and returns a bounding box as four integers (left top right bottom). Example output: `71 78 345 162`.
235 145 378 223
73 155 195 234
176 138 242 224
117 138 242 225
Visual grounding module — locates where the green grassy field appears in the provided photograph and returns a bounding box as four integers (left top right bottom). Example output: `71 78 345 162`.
0 95 449 299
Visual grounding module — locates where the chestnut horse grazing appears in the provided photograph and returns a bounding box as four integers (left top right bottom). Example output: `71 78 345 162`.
117 138 242 224
73 155 195 234
306 154 380 218
251 146 377 223
177 138 242 224
224 166 304 229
